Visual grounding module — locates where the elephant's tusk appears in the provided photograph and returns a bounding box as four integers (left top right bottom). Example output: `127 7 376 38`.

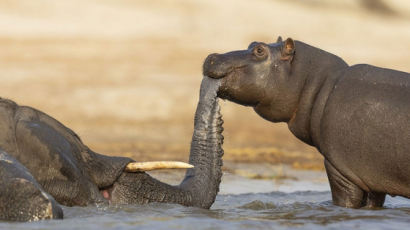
124 161 194 172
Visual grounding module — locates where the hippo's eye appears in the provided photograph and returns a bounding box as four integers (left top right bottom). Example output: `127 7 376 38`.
253 45 266 58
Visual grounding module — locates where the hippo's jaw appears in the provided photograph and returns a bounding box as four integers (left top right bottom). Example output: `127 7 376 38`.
216 72 263 107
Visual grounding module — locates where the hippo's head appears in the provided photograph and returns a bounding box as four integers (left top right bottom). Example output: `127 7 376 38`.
203 37 297 122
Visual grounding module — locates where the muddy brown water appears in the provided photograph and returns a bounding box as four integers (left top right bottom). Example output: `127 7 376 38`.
2 166 409 230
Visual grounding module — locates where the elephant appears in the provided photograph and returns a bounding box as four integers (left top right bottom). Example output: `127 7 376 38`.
202 36 410 209
0 76 224 221
0 150 63 221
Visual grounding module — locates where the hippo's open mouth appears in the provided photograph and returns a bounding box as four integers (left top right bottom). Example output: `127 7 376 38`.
206 65 247 80
203 52 249 80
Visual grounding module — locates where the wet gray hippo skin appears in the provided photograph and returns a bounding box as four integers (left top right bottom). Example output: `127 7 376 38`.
203 37 410 209
0 77 223 220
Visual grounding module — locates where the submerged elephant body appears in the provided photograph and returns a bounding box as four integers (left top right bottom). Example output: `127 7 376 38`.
203 37 410 208
0 98 132 208
0 150 63 221
0 76 224 221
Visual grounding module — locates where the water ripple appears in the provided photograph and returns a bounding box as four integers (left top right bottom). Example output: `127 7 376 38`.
1 191 410 229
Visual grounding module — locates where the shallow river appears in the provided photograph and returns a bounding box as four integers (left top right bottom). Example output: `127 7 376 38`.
2 165 410 230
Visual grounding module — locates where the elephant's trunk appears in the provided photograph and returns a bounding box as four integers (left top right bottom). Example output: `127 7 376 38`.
109 77 224 209
179 76 223 208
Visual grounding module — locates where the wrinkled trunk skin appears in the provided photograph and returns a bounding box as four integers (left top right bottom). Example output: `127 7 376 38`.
110 77 224 209
180 76 224 208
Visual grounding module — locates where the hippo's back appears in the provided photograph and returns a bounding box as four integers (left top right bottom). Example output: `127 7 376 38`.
320 64 410 196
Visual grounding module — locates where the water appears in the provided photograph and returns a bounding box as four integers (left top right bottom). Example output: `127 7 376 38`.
1 168 410 230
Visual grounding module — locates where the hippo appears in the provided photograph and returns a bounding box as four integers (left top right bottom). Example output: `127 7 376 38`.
0 76 223 221
202 36 410 208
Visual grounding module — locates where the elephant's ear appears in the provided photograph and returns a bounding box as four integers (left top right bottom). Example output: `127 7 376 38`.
281 38 295 62
83 150 133 188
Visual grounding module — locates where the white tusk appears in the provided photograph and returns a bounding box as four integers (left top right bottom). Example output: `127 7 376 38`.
124 161 194 172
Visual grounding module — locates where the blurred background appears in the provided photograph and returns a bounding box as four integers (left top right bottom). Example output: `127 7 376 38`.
0 0 409 172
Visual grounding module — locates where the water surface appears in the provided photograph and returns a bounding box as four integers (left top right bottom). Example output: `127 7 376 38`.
2 167 409 230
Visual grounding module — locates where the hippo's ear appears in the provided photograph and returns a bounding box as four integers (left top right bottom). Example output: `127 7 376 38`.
276 36 283 43
281 38 295 62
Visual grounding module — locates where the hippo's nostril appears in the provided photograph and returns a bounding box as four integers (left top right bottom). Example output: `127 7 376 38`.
203 53 220 77
206 53 219 65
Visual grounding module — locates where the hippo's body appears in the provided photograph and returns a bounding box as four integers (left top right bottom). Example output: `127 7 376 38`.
203 37 410 208
318 64 410 206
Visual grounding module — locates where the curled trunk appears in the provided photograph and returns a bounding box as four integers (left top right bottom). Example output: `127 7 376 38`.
110 77 224 208
179 77 223 208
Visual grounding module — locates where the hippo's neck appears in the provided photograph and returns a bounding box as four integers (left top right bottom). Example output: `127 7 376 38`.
287 41 348 146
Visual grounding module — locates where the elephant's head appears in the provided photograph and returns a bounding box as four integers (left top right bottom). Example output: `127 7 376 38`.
101 77 224 209
9 75 224 211
203 37 299 123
